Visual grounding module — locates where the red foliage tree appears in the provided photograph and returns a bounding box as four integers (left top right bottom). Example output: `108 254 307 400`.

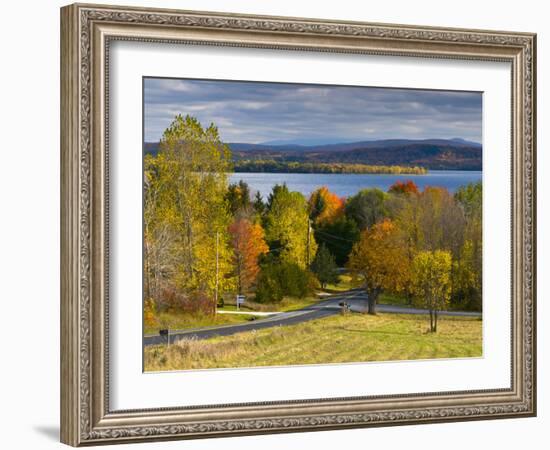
229 218 269 294
388 180 420 196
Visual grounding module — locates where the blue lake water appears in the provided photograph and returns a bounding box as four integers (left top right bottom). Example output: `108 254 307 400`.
230 170 482 199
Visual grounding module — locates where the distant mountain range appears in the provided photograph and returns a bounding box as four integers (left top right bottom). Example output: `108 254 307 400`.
258 137 360 146
144 138 482 171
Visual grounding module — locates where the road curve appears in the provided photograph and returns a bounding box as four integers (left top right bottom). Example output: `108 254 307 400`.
143 290 481 347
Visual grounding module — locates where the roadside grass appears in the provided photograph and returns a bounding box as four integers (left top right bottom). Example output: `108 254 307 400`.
378 293 483 312
144 311 252 336
379 292 410 307
278 296 321 311
219 295 321 313
144 313 482 371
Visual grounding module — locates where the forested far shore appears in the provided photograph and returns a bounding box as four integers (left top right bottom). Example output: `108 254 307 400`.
232 160 427 174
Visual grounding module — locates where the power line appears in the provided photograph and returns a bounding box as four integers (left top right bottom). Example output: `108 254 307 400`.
315 229 357 243
314 236 356 252
215 231 219 309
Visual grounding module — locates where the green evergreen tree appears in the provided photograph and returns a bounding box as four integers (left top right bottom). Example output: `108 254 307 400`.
226 180 251 215
253 191 265 217
310 244 339 289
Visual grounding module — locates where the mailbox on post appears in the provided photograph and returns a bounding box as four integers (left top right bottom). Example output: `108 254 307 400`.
236 295 245 310
159 329 170 347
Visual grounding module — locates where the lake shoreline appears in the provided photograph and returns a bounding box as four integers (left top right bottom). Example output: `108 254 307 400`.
229 170 482 199
232 161 428 175
232 168 483 174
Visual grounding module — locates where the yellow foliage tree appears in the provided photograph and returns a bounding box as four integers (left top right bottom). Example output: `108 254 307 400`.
411 250 452 332
144 115 235 313
265 185 318 269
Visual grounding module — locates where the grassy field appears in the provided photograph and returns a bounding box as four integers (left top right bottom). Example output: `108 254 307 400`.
144 313 482 371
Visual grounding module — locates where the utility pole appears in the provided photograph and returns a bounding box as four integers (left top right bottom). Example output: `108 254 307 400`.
215 231 219 314
306 218 311 267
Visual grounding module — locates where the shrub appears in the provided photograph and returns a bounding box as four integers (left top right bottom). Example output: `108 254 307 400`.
280 262 311 298
255 260 314 303
158 286 215 315
255 263 284 303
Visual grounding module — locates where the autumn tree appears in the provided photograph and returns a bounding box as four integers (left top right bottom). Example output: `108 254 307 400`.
388 180 420 196
388 185 465 293
264 184 318 268
452 240 480 310
229 218 269 294
347 219 409 314
143 115 235 313
144 154 179 303
411 250 452 332
385 186 422 304
417 187 466 257
453 182 482 310
310 244 339 289
389 186 465 258
308 186 344 225
387 183 480 310
455 181 482 218
345 188 388 230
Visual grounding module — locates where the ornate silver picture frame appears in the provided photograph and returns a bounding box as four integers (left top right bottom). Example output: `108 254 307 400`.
60 3 536 446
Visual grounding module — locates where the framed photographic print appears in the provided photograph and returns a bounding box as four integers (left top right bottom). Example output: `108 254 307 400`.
60 3 537 446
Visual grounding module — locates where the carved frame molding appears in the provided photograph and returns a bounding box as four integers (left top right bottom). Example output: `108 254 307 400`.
61 3 536 446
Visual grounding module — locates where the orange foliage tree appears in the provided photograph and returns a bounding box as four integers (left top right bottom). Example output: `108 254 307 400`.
229 218 269 294
308 186 345 225
347 219 410 314
388 180 420 196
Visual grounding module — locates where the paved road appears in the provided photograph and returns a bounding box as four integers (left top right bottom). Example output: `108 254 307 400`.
143 290 481 347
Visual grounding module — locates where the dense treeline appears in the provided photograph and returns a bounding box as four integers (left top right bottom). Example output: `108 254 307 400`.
144 115 318 320
345 180 482 330
144 116 482 333
233 159 427 174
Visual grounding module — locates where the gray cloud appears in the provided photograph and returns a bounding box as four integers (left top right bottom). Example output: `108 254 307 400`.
144 78 482 144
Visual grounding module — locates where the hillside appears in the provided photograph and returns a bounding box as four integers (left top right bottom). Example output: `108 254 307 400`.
144 138 482 171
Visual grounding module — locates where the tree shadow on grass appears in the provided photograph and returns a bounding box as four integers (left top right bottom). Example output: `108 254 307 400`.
339 327 417 337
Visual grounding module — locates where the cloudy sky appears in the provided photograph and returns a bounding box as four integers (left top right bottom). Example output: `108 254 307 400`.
144 77 482 145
